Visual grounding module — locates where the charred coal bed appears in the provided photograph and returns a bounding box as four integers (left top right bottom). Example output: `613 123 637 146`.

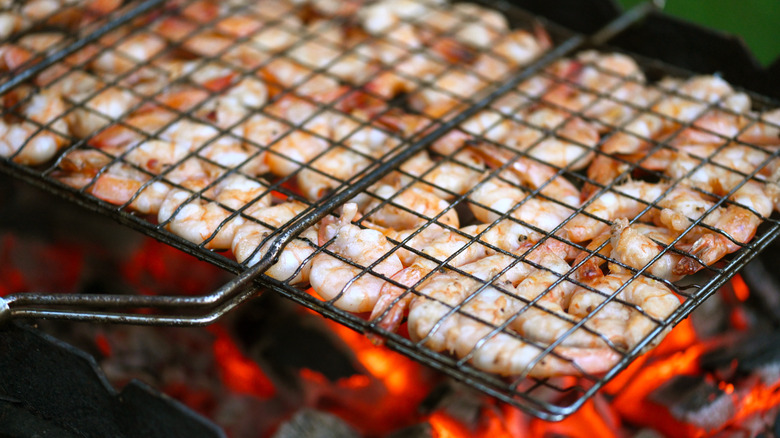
5 161 780 438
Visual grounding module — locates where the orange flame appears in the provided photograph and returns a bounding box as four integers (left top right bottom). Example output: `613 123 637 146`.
731 274 750 302
530 397 620 438
429 412 471 438
209 325 275 398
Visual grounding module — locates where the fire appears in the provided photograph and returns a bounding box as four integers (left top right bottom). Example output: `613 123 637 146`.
122 239 227 296
429 412 472 438
731 274 750 302
210 324 275 398
530 397 621 438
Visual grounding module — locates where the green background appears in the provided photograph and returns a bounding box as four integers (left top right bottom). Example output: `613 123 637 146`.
616 0 780 66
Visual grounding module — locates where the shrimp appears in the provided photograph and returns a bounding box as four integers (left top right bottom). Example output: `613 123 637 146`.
448 2 509 49
263 97 333 177
296 145 373 200
676 181 774 275
309 203 404 313
406 256 621 377
737 108 780 145
360 180 460 234
468 171 576 234
56 149 175 215
371 218 546 332
568 273 681 351
0 32 66 71
297 118 402 200
572 180 726 244
543 51 652 130
158 174 272 250
602 75 744 155
565 181 669 242
492 26 551 68
1 88 70 165
516 107 600 171
91 31 167 74
471 141 581 208
509 247 616 349
574 218 684 282
66 86 138 138
207 76 268 128
232 200 318 285
398 149 485 200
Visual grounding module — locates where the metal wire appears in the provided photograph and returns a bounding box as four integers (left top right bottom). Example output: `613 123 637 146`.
1 0 779 422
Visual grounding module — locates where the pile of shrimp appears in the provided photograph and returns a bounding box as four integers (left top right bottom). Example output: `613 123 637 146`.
3 0 780 379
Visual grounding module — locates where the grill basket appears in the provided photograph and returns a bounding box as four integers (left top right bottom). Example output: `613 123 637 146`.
1 0 779 421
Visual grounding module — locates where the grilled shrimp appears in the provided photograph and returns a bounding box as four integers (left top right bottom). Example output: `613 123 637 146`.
66 86 138 138
362 181 460 231
406 256 621 377
264 96 332 177
158 174 272 250
574 218 684 282
371 218 547 333
517 107 600 171
676 181 774 275
309 203 404 313
398 149 485 200
297 120 400 200
602 75 747 155
471 141 581 208
469 171 576 234
568 273 681 351
1 88 70 165
297 146 372 201
232 200 318 285
56 149 176 215
544 51 652 130
91 31 167 75
509 248 616 348
565 181 669 242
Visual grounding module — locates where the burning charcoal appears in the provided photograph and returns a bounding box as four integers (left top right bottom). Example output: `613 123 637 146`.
700 331 780 384
774 409 780 438
741 259 780 326
650 375 735 431
418 381 483 428
271 409 359 438
690 287 730 337
386 423 434 438
632 429 665 438
229 294 361 393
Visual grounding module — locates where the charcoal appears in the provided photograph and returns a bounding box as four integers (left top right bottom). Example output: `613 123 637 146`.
271 409 359 438
741 258 780 326
386 423 434 438
774 407 780 438
700 331 780 383
418 381 482 428
650 375 735 431
229 294 360 391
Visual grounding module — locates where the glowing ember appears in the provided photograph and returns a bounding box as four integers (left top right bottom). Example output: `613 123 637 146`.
429 412 471 438
731 274 750 302
210 324 275 398
530 397 621 438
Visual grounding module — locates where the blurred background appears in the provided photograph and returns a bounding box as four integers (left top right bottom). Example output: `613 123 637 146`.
616 0 780 66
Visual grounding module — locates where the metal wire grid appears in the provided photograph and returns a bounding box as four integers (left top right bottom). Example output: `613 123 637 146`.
0 0 166 89
2 0 779 420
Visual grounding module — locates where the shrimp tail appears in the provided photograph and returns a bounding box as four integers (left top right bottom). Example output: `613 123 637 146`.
674 234 724 275
369 266 423 334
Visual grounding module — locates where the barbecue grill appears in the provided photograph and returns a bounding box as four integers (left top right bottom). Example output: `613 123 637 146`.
2 0 779 422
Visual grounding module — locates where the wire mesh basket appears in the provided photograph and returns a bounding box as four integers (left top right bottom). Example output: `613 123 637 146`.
1 0 779 420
